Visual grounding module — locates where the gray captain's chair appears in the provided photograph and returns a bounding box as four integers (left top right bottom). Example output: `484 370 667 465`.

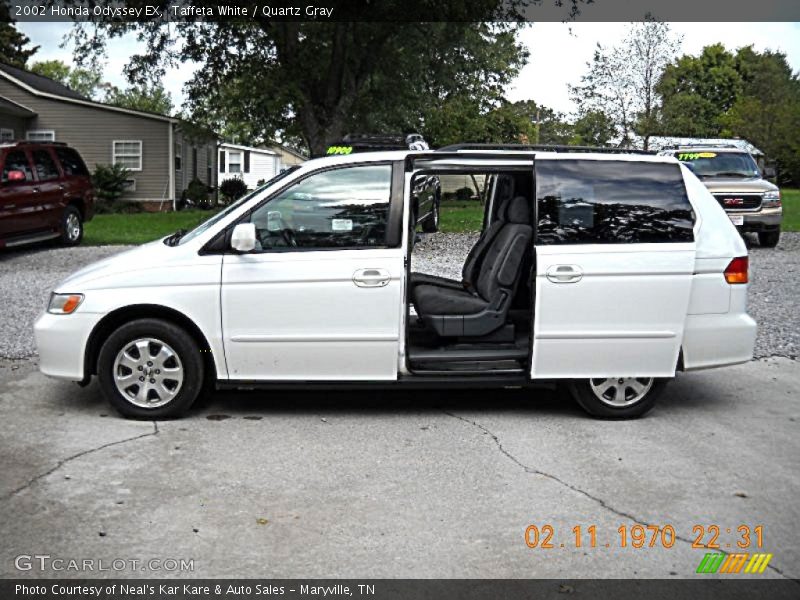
409 174 516 294
412 196 533 337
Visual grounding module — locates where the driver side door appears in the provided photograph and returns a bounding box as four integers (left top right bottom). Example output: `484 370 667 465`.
220 162 406 381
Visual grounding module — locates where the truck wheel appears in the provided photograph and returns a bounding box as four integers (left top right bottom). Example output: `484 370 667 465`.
568 377 667 419
60 205 83 246
97 318 204 419
421 198 440 233
758 230 780 248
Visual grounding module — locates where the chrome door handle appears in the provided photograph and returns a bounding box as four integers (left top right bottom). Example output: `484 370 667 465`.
546 264 583 283
353 268 391 287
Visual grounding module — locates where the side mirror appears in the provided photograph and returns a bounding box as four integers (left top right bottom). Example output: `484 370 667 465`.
6 170 26 182
764 167 776 179
231 223 256 252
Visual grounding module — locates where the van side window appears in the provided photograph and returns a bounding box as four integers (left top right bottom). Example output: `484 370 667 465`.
2 150 33 182
536 160 694 245
55 147 89 177
249 164 392 250
32 150 60 181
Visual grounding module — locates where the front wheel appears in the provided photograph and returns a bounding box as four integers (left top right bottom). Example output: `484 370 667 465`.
568 377 667 419
758 229 780 248
97 318 204 419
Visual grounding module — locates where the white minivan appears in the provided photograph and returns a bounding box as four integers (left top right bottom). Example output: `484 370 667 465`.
35 147 756 419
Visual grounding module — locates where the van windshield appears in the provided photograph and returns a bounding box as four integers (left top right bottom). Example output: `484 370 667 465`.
675 151 759 178
176 166 300 245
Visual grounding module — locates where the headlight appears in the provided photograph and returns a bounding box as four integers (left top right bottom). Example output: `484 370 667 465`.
48 293 84 315
763 190 781 208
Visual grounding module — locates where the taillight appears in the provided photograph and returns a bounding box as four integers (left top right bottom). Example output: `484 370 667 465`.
724 256 749 284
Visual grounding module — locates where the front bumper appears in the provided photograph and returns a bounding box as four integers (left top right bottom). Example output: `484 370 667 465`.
34 311 102 381
728 207 782 233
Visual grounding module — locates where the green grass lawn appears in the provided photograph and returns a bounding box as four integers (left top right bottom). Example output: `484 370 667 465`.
781 188 799 232
438 199 484 233
83 210 218 245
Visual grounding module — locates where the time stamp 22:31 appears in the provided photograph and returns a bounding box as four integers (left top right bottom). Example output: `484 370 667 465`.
524 524 765 549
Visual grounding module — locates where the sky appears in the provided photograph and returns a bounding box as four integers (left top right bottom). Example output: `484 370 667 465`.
17 22 800 117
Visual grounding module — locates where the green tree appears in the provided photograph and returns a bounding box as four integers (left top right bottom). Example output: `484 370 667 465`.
658 43 743 137
30 59 103 99
104 82 173 115
65 7 585 154
0 12 38 67
571 110 616 146
571 19 681 149
658 45 800 184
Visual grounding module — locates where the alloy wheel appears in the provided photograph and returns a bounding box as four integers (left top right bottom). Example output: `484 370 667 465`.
589 377 654 407
113 338 184 408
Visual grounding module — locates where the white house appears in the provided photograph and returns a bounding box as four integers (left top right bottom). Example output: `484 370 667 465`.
218 143 282 189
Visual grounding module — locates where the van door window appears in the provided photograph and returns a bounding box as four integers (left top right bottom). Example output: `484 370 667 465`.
32 150 60 182
536 160 694 245
249 164 392 250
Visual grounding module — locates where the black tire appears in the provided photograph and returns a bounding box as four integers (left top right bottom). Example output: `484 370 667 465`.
758 229 780 248
60 205 83 246
421 197 440 233
568 378 668 419
97 318 204 419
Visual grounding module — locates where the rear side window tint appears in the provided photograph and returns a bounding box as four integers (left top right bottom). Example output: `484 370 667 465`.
55 147 89 177
536 160 694 245
2 150 33 182
32 149 60 181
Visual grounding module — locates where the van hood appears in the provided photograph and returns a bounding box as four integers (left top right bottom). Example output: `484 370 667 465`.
55 239 176 291
699 176 778 193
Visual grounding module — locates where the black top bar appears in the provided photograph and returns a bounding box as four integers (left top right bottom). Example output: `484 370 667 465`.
437 143 654 155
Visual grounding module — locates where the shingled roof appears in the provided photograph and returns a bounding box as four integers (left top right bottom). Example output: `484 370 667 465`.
0 62 89 100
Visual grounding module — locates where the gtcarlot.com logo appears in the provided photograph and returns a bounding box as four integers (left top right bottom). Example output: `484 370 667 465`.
14 554 194 572
696 552 773 574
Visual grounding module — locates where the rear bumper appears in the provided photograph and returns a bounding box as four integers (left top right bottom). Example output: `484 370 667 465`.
34 311 101 381
681 312 756 371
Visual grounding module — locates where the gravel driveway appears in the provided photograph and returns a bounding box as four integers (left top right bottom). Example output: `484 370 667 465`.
1 233 797 361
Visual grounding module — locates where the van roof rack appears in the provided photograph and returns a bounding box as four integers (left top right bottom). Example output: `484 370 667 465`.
436 143 654 155
661 143 741 150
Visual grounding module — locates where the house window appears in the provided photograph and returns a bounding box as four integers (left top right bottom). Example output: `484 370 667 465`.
175 142 182 171
0 128 14 142
228 151 242 173
112 140 142 171
122 179 136 192
26 130 55 142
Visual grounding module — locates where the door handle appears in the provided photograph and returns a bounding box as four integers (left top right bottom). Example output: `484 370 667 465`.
546 264 583 283
353 268 391 287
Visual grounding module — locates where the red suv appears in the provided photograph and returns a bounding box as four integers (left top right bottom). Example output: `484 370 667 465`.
0 141 94 249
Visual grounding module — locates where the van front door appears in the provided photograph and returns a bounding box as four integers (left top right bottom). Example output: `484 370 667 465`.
221 162 406 381
531 158 697 379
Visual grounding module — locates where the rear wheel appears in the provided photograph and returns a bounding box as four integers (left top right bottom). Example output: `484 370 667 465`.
569 377 667 419
758 229 780 248
97 318 204 419
60 205 83 246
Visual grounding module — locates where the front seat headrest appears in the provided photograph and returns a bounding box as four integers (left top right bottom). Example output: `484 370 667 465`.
505 196 530 224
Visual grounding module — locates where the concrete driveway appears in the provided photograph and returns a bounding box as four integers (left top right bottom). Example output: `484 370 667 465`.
1 357 798 579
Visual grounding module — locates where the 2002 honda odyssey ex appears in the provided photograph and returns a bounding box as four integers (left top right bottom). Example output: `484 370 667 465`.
35 146 757 419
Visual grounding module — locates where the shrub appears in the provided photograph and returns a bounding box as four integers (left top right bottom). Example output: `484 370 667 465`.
219 177 249 204
182 178 214 210
92 163 130 210
454 186 475 201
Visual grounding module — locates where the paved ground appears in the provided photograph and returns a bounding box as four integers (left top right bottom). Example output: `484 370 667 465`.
0 234 798 579
0 357 798 579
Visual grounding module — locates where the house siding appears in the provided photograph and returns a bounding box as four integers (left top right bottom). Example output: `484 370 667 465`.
173 128 217 200
0 78 174 203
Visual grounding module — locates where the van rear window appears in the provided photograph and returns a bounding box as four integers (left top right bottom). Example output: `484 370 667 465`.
535 160 694 245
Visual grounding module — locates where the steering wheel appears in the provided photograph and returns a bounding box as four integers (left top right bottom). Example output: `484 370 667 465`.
278 217 297 247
